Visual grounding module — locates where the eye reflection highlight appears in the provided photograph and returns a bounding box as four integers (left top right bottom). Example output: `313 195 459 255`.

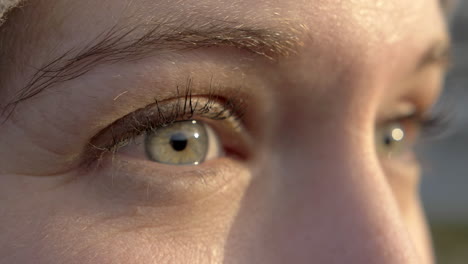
391 127 405 142
377 123 410 158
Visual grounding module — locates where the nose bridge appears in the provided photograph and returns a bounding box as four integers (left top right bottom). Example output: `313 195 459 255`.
223 29 424 262
264 90 420 260
224 120 421 263
263 144 420 263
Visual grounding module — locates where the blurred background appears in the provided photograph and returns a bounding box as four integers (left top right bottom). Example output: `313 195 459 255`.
419 1 468 263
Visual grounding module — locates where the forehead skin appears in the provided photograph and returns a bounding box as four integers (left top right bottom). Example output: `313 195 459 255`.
1 0 448 101
0 0 449 264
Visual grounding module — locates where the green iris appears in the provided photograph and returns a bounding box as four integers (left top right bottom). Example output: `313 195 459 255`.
377 123 407 157
145 120 209 165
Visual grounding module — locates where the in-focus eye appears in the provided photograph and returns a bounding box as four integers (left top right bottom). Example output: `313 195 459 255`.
145 120 221 165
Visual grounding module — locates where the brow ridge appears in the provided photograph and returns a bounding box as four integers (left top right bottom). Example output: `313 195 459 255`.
1 19 303 120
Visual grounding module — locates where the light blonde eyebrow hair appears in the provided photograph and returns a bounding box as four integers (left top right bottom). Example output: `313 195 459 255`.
1 18 305 119
0 0 452 121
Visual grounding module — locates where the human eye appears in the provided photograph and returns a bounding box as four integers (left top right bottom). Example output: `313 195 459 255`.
375 103 448 163
80 86 252 204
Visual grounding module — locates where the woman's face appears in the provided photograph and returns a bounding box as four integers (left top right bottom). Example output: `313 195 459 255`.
0 0 451 263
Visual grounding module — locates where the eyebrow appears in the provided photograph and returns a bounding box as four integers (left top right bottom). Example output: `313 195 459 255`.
2 14 451 120
2 21 303 118
417 40 452 72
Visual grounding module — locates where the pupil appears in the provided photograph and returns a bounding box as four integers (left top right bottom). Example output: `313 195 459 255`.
384 135 393 146
170 132 188 151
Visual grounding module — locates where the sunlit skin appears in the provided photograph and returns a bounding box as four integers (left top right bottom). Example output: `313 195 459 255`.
0 0 451 263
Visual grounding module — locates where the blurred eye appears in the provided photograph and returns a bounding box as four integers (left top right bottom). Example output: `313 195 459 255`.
375 106 448 161
145 120 221 165
376 123 408 157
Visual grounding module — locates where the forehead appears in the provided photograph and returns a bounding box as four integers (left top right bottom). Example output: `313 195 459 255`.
6 0 446 74
0 0 448 112
20 0 445 46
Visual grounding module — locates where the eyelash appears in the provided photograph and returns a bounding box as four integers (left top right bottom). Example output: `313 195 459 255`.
388 107 451 141
83 84 247 168
418 110 452 139
83 83 451 168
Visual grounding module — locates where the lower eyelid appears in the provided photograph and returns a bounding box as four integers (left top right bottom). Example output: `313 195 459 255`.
85 156 249 206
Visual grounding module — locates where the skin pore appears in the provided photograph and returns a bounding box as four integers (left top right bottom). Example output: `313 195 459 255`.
0 0 451 263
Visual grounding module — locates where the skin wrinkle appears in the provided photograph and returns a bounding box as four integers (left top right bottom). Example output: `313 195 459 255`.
95 163 239 207
24 182 202 262
35 189 238 263
0 0 452 263
75 137 247 263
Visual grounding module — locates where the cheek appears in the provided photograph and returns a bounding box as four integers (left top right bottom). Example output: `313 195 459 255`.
384 162 433 264
405 196 434 264
0 167 251 264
